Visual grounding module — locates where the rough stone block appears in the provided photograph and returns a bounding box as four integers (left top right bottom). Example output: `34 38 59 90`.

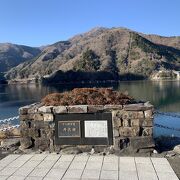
173 145 180 155
130 136 155 149
114 137 130 150
122 111 144 119
53 106 67 114
20 137 32 149
38 106 52 113
20 127 30 137
142 127 153 136
49 139 55 152
10 128 20 137
33 113 44 121
123 103 143 111
138 148 154 153
27 103 42 114
34 137 49 150
124 103 153 111
88 105 104 113
28 128 37 138
0 131 7 139
49 122 55 129
144 110 153 118
20 103 42 115
0 138 20 148
31 121 48 129
112 110 123 119
25 120 36 128
19 106 29 115
122 119 131 127
43 113 54 122
46 129 54 139
19 114 30 121
20 120 27 127
119 127 140 137
113 128 119 137
104 105 122 111
141 118 153 127
20 128 38 138
40 129 48 138
113 117 122 128
144 101 154 109
131 119 140 127
68 105 88 113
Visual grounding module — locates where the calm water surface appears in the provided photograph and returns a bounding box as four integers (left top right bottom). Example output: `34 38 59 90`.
0 80 180 137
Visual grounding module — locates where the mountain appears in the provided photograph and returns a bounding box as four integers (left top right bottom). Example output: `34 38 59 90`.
0 43 41 72
4 27 180 82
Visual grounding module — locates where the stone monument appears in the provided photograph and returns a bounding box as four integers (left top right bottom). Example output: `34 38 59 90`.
19 88 155 153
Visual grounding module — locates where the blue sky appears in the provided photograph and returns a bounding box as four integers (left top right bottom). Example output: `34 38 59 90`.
0 0 179 46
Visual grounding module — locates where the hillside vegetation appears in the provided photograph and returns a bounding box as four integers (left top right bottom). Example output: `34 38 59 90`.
3 27 180 82
0 43 41 72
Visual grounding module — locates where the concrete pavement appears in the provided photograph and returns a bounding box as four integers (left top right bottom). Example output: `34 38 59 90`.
0 154 178 180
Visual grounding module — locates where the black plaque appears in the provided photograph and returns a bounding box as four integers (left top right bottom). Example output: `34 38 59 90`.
55 113 113 145
58 121 80 137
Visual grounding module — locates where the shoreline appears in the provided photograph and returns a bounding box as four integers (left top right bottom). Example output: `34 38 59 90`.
0 78 179 86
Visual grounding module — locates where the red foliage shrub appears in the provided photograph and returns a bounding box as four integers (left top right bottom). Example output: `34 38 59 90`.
41 88 134 106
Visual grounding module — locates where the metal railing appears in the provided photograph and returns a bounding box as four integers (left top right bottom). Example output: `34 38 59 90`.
155 111 180 119
0 125 20 131
0 115 20 131
0 116 19 123
154 123 180 132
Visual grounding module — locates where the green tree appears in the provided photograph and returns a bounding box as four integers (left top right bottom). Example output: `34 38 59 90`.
75 49 100 71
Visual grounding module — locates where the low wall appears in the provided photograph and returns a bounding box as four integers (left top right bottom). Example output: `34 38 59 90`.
19 102 154 153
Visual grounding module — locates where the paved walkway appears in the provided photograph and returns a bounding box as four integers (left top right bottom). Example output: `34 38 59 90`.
0 154 178 180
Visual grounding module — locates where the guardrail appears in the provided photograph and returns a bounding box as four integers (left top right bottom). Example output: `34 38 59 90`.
154 123 180 132
155 111 180 119
0 116 19 123
0 125 20 131
0 116 20 131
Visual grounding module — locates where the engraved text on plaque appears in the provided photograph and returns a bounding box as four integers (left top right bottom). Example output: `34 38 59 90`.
85 120 108 138
58 121 80 137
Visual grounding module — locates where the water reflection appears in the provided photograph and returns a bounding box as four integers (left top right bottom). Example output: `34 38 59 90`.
0 81 180 113
117 80 180 112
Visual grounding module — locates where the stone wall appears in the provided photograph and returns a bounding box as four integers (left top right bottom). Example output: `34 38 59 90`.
112 103 154 153
19 102 154 153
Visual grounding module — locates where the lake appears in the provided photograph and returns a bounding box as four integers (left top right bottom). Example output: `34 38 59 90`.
0 80 180 138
